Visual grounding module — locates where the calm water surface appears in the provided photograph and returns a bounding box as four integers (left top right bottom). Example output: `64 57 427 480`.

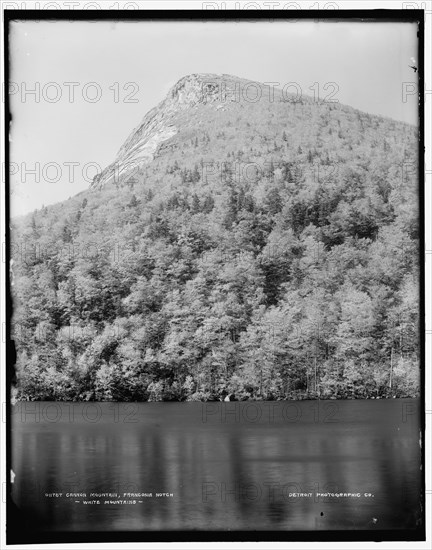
11 400 421 532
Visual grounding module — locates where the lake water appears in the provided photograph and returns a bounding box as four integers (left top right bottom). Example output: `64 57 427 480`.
10 399 422 534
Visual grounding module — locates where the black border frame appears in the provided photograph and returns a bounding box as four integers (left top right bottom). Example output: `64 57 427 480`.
3 7 426 545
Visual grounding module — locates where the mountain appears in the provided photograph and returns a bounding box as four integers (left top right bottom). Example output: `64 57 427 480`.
11 73 420 402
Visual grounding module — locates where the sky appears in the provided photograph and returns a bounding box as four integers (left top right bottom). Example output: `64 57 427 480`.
9 19 419 216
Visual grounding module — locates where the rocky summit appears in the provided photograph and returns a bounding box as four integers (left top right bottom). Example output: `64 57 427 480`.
91 73 307 189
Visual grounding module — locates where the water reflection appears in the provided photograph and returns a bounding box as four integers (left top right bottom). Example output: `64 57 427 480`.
11 400 421 531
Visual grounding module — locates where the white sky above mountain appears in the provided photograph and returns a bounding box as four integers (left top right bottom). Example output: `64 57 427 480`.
9 19 419 216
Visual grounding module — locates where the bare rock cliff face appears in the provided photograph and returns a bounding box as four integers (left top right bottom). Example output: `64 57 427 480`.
91 73 248 189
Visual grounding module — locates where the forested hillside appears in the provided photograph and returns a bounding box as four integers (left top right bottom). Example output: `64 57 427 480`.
11 74 420 401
